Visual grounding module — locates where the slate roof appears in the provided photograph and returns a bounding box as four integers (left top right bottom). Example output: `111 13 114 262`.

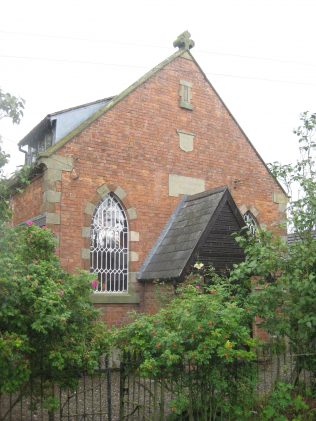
34 48 188 158
19 97 114 147
288 230 316 244
138 186 245 281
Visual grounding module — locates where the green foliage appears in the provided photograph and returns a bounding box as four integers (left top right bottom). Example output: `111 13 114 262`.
116 282 255 375
0 88 27 223
0 88 25 124
249 234 316 353
0 144 9 170
258 382 313 420
0 165 32 224
0 332 31 393
269 111 316 234
0 224 110 403
231 111 316 381
115 281 257 418
0 143 11 222
113 112 316 418
193 112 316 417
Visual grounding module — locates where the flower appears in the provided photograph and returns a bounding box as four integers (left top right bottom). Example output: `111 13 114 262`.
91 279 99 290
26 220 34 226
224 340 233 349
194 262 204 270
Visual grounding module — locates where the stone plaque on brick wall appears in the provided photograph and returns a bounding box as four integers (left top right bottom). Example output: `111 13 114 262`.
169 174 205 197
177 130 195 152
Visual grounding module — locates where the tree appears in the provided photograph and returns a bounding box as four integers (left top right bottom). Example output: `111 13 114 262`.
0 88 25 223
230 112 316 382
0 88 25 124
0 145 10 222
0 91 110 413
0 223 109 413
269 111 316 235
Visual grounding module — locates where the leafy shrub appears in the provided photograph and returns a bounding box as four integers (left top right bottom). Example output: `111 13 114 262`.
115 278 257 419
0 224 110 405
257 382 314 421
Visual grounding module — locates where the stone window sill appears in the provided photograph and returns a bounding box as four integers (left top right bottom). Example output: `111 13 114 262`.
180 100 193 110
90 292 140 304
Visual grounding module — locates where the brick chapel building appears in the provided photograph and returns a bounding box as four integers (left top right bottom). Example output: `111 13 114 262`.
11 32 287 325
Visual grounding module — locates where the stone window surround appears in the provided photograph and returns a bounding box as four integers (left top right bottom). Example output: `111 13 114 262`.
81 183 140 304
240 191 288 232
179 80 193 110
39 156 140 304
239 204 261 228
239 204 259 218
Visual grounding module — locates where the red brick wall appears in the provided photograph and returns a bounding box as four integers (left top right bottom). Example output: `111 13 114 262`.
95 304 140 327
11 175 43 225
141 281 175 314
11 54 286 325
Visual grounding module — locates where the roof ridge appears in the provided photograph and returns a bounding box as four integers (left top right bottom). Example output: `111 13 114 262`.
18 96 114 147
48 96 115 117
38 47 188 158
185 186 228 202
138 187 231 281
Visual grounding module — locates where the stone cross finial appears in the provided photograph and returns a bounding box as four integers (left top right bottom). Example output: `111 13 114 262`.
173 31 195 50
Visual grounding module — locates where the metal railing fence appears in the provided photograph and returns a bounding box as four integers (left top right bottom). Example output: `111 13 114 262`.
1 348 315 421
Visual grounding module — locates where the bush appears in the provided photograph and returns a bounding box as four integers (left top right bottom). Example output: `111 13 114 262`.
0 223 109 408
115 278 257 418
258 382 314 421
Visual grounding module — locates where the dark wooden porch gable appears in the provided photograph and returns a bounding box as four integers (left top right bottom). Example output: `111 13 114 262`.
138 186 246 281
197 200 245 274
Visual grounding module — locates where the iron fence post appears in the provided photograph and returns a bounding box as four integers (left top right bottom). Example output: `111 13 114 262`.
105 355 112 421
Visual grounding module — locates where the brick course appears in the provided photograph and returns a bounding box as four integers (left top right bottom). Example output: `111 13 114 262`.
12 175 43 224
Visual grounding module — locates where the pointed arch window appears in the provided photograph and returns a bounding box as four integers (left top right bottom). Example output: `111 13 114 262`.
243 211 259 235
90 193 128 293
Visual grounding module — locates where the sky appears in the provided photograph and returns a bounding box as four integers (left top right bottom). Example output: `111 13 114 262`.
1 0 316 175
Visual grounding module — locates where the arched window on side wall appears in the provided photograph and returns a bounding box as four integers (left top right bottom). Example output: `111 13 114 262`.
90 193 128 293
243 211 259 235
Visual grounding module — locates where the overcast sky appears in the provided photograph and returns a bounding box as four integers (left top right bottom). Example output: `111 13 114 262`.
1 0 316 175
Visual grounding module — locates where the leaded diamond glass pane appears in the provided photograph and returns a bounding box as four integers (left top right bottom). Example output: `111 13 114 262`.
90 194 128 293
243 211 258 235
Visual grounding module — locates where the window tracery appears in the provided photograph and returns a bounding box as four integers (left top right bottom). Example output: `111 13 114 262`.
90 193 128 292
243 211 258 235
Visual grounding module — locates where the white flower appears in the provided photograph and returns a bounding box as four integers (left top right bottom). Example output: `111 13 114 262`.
194 262 204 270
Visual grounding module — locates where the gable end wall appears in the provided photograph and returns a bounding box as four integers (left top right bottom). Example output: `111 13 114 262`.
11 54 286 325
